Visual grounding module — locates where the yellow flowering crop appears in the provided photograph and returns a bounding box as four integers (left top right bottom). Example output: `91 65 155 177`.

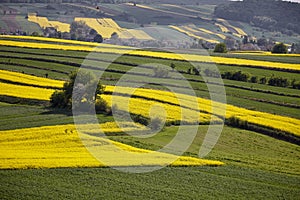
198 28 226 40
75 17 153 40
216 18 247 36
0 124 224 169
75 17 122 39
102 94 215 124
231 51 300 57
215 23 229 33
0 69 64 88
0 82 55 100
119 29 153 40
48 21 70 32
170 25 219 44
28 13 70 32
0 35 134 49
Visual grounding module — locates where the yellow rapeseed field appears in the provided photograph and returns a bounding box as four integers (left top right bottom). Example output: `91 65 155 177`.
0 35 134 49
216 18 247 36
170 25 219 44
28 13 70 32
119 29 153 40
0 82 55 101
198 28 226 40
75 17 122 39
0 124 224 169
215 23 229 33
75 17 153 40
102 94 216 124
0 69 64 88
231 51 300 57
1 38 299 71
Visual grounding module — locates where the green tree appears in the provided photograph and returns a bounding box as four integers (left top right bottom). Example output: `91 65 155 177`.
214 43 228 53
50 71 108 113
250 76 258 83
271 43 287 54
170 63 176 71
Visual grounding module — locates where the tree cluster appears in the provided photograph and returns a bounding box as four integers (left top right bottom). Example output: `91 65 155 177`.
50 71 109 114
222 71 250 82
70 21 103 43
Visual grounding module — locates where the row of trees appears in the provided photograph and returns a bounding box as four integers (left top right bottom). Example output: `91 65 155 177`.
222 71 299 89
214 42 288 54
182 63 299 89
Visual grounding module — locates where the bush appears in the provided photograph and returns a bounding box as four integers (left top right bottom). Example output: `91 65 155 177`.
214 43 228 53
222 71 250 82
132 114 149 126
268 76 289 87
94 34 103 43
50 91 68 108
250 76 258 83
271 43 287 54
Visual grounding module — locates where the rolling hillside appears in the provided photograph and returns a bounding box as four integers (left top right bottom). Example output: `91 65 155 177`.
0 2 300 199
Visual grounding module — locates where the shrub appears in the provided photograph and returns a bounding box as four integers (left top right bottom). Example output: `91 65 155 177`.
271 43 287 54
214 43 228 53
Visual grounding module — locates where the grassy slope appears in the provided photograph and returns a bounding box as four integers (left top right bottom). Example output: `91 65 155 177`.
1 166 299 200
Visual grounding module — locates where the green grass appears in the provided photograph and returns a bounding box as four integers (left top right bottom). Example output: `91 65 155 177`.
110 125 300 175
0 102 113 131
1 165 299 200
